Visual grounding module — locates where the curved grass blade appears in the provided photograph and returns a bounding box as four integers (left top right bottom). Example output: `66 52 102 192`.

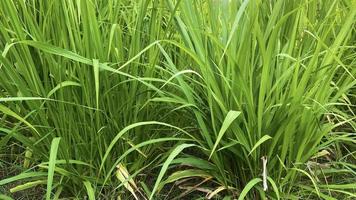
0 104 39 136
238 178 262 200
0 172 47 186
209 110 241 159
149 143 195 200
83 181 96 200
248 135 272 156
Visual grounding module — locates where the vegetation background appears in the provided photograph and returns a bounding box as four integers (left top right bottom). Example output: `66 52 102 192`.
0 0 355 199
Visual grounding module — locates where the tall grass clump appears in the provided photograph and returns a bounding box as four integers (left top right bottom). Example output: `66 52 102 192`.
0 0 188 198
0 0 355 199
157 0 356 199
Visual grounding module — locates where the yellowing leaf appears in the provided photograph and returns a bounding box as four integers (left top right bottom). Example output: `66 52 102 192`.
116 163 138 200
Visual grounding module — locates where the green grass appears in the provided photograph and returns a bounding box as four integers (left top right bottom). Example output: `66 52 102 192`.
0 0 355 199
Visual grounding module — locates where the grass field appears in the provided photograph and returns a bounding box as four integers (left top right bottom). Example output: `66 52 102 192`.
0 0 355 199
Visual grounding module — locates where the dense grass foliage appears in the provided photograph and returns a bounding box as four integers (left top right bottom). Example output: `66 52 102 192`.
0 0 355 199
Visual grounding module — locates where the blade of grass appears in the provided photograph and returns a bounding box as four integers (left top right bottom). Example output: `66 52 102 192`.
46 137 61 200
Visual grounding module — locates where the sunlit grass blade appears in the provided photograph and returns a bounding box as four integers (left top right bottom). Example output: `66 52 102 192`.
46 137 61 200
